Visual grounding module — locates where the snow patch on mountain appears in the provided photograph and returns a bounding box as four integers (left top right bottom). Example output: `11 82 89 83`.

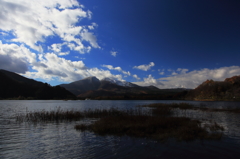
101 78 135 87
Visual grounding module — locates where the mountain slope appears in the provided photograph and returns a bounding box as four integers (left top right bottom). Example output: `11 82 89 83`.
186 75 240 101
0 69 44 87
0 69 75 99
60 76 101 95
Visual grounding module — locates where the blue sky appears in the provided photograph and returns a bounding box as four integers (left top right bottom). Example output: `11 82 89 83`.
0 0 240 88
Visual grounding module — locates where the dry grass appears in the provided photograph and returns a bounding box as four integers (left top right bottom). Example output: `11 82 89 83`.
16 107 84 122
75 115 223 141
16 103 225 141
16 107 145 122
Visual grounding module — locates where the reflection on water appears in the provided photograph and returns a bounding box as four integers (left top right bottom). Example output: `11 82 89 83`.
0 100 240 159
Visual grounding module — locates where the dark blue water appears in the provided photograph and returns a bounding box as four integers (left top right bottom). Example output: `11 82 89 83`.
0 100 240 159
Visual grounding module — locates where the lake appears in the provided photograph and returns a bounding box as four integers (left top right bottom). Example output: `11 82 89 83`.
0 100 240 159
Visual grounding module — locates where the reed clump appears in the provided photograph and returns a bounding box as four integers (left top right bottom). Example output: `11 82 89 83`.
16 104 225 141
75 115 223 141
83 108 128 118
16 107 144 122
16 108 84 122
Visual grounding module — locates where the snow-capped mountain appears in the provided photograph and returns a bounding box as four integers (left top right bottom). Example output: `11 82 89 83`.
59 76 165 97
101 78 137 87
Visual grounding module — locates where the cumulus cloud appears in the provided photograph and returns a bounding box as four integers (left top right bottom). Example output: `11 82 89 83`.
0 0 100 53
102 64 131 76
134 75 163 87
88 23 98 30
0 42 37 73
22 53 123 83
58 52 70 56
81 30 100 48
49 43 62 53
133 74 140 80
0 40 122 83
122 71 131 76
159 72 164 75
177 68 189 74
0 54 28 73
134 66 240 89
133 62 155 71
111 51 117 57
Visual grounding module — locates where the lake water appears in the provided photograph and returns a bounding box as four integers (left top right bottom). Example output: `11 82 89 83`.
0 100 240 159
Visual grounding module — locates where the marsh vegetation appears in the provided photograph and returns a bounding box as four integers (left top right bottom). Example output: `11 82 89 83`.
15 102 231 141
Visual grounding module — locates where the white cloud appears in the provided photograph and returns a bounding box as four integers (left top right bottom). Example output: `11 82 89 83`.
134 66 240 89
0 0 100 53
111 51 117 57
22 52 123 83
58 52 70 56
0 42 37 73
102 64 131 76
81 29 100 48
49 43 62 52
134 74 163 87
159 66 240 88
133 74 140 80
0 41 122 83
122 71 131 76
133 62 155 71
88 23 98 30
176 68 189 74
171 72 178 75
87 68 123 81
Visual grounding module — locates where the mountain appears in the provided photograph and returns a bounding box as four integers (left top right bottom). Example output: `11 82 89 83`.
0 69 75 99
60 77 138 96
186 75 240 101
0 69 44 87
101 78 139 87
59 77 188 100
60 76 101 95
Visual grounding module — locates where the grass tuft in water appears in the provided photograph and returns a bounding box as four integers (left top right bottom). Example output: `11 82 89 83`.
16 107 144 122
16 103 225 141
75 115 223 141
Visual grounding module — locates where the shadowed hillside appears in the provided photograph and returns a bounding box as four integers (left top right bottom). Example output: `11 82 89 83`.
0 69 75 100
186 75 240 101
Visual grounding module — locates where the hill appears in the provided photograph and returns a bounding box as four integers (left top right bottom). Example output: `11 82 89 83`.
0 69 75 100
186 75 240 101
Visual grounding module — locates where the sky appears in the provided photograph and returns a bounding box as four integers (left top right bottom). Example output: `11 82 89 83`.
0 0 240 89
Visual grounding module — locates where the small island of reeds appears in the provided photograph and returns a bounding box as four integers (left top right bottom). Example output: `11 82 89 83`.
15 103 230 141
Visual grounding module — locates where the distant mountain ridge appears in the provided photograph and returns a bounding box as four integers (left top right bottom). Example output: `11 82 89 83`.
59 76 188 100
7 69 239 100
60 76 152 96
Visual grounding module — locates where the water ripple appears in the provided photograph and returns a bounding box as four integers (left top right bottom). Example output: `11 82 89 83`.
0 100 240 159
